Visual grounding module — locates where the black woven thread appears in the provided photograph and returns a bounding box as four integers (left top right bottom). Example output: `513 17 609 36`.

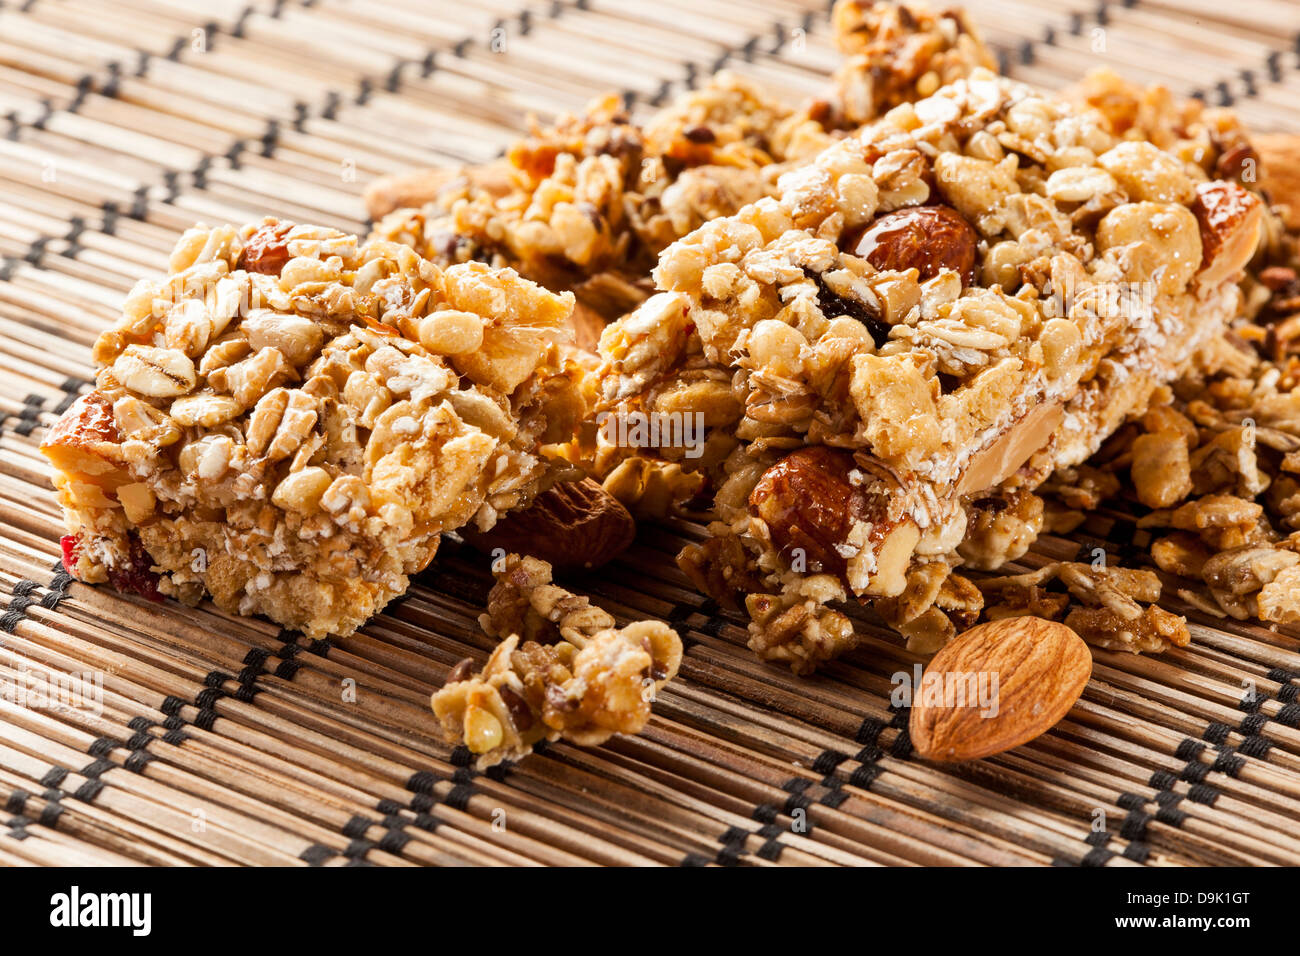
0 0 472 271
4 790 30 816
299 844 337 865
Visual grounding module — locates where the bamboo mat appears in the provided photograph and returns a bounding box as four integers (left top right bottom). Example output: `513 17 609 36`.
2 0 1300 868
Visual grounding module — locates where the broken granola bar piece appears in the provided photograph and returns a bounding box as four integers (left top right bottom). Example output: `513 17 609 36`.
598 70 1259 667
369 73 812 317
432 554 682 767
43 220 587 638
369 3 993 328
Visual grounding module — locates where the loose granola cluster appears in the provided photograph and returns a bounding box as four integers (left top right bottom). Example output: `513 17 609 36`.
596 70 1263 666
432 554 682 767
1049 330 1300 628
43 219 588 638
370 73 821 323
979 561 1192 654
368 2 993 327
818 0 996 130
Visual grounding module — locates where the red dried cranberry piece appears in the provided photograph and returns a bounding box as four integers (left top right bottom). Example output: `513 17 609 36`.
106 533 164 603
60 534 81 576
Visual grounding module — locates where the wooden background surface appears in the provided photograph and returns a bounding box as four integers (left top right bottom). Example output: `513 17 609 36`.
1 0 1299 866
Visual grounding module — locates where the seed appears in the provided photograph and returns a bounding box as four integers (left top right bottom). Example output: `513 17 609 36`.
498 686 533 731
446 657 475 684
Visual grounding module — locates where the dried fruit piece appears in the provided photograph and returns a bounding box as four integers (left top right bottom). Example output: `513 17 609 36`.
460 478 635 571
808 268 890 346
851 205 977 284
105 532 164 603
909 616 1091 762
238 221 293 275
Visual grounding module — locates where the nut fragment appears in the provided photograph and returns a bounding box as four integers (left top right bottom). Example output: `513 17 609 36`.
460 478 635 571
909 616 1091 762
1189 181 1263 288
851 205 977 285
749 446 872 578
1095 201 1202 295
112 345 197 398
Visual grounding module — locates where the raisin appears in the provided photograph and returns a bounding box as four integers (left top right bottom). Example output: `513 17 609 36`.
59 534 81 575
238 222 293 276
498 686 533 731
806 268 891 346
446 657 475 684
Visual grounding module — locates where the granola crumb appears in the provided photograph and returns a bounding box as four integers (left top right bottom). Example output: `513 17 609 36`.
434 554 682 767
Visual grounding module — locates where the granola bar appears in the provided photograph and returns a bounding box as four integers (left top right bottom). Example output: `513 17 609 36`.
1023 76 1300 629
368 2 992 325
42 219 588 638
597 70 1263 667
432 554 682 767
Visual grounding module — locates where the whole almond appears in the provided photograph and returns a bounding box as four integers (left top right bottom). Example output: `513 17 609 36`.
909 616 1091 762
364 163 516 220
460 478 635 571
852 205 978 286
749 446 873 577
